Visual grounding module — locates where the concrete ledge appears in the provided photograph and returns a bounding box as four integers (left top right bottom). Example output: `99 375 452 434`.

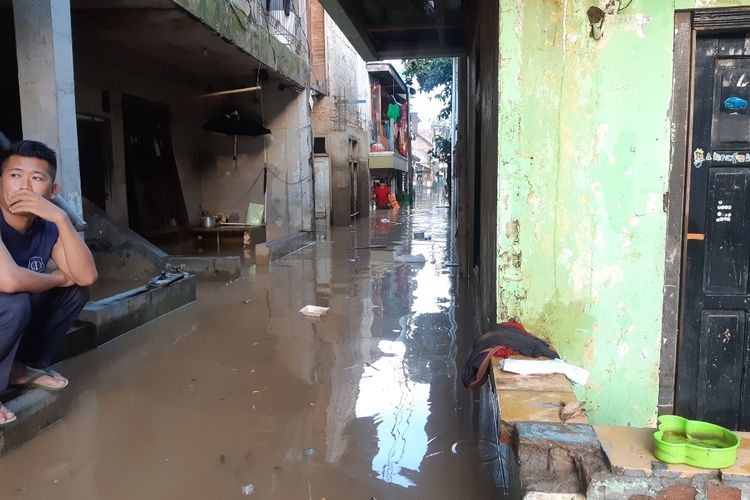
0 388 73 456
167 256 241 280
492 358 750 498
80 275 196 345
255 231 315 265
514 422 609 496
51 321 97 365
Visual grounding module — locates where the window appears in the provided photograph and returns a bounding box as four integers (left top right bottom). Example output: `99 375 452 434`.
314 137 327 154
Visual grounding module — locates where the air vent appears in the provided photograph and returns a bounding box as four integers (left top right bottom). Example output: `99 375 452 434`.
694 8 750 30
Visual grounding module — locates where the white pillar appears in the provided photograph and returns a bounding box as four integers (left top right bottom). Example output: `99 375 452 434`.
13 0 82 215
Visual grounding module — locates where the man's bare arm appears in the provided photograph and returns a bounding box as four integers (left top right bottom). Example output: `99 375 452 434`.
50 216 98 287
0 237 67 293
9 191 97 287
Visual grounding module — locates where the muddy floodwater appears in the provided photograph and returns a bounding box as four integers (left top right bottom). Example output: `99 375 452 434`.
0 194 512 499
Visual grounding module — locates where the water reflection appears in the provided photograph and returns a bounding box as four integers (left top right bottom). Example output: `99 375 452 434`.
353 201 457 489
0 191 509 500
356 339 430 487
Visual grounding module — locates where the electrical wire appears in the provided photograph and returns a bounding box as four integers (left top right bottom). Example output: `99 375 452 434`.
617 0 634 12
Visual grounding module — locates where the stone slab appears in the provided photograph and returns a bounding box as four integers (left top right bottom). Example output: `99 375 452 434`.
493 358 572 392
498 390 586 425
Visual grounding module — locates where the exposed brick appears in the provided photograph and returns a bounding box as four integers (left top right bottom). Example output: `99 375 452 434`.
654 484 697 500
706 483 741 500
629 496 654 500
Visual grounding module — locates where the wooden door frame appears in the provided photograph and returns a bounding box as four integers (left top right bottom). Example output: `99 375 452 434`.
664 9 750 416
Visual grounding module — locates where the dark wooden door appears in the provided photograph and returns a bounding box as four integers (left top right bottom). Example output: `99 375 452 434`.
678 32 750 430
77 118 110 211
122 95 188 238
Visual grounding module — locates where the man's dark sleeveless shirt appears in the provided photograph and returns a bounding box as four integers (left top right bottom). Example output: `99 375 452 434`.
0 211 58 273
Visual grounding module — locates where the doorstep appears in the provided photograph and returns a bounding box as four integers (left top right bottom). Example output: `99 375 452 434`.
492 357 750 499
492 357 604 498
589 425 750 497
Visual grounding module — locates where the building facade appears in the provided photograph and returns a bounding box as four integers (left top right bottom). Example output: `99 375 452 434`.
1 0 314 250
367 64 412 203
309 0 371 227
315 0 750 430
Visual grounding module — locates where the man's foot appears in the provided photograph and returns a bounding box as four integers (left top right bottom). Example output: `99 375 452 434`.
0 403 16 425
9 364 68 390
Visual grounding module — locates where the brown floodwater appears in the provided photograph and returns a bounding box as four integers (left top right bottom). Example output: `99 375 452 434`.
0 192 512 499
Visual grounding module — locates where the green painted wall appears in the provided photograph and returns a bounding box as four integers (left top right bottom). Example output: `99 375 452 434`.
497 0 682 427
498 0 750 426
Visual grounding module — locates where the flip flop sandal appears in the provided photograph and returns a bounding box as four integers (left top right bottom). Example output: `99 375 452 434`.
0 403 17 425
11 368 69 391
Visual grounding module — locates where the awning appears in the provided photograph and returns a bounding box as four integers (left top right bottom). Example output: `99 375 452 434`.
369 151 407 172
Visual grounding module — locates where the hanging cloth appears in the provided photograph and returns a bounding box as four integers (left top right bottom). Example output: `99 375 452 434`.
387 103 401 122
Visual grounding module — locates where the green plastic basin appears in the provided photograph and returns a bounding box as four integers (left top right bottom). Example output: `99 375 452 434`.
653 415 739 469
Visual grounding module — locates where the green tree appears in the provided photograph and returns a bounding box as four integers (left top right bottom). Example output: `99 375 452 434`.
402 58 453 120
430 134 451 167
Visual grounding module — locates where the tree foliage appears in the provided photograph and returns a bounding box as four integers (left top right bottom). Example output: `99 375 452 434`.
402 58 453 121
429 135 452 167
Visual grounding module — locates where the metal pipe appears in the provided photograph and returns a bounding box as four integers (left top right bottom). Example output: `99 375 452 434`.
51 195 87 231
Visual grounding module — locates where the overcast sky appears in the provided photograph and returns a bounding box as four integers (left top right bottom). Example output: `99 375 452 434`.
386 59 445 135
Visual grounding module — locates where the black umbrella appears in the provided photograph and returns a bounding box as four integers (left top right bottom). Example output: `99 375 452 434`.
203 111 271 169
202 111 270 137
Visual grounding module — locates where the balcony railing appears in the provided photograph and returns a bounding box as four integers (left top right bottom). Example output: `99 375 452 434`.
230 0 309 60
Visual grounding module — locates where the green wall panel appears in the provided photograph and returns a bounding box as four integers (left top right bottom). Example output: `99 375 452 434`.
497 0 676 426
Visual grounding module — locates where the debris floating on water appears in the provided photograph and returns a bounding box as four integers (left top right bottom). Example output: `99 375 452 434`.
300 305 329 317
394 253 427 264
241 484 255 495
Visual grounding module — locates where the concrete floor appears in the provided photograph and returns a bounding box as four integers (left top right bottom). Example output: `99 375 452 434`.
0 191 510 499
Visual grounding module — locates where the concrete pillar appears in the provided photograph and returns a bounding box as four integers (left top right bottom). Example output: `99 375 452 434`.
13 0 82 215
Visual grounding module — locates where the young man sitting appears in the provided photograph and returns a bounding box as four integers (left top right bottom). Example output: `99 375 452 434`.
0 140 98 425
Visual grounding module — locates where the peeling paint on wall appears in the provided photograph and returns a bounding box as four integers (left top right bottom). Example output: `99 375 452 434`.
497 0 681 426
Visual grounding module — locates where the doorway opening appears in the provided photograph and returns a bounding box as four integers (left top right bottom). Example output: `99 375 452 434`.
675 19 750 431
77 115 112 212
121 94 188 240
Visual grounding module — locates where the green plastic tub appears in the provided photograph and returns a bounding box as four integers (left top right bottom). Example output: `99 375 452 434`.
653 415 740 469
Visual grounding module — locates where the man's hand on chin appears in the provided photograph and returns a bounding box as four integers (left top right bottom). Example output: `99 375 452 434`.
7 190 66 223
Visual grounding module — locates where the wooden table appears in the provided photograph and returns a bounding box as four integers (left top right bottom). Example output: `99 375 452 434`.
191 225 261 252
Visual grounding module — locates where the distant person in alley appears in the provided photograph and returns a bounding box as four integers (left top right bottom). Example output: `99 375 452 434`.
373 179 392 209
0 140 98 425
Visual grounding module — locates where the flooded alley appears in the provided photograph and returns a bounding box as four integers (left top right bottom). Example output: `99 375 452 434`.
0 194 510 500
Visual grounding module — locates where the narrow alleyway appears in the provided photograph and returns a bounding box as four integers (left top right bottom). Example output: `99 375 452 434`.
0 192 510 499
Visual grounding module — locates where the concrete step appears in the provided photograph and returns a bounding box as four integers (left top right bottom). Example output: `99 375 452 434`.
80 274 196 345
51 320 97 365
0 387 73 457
